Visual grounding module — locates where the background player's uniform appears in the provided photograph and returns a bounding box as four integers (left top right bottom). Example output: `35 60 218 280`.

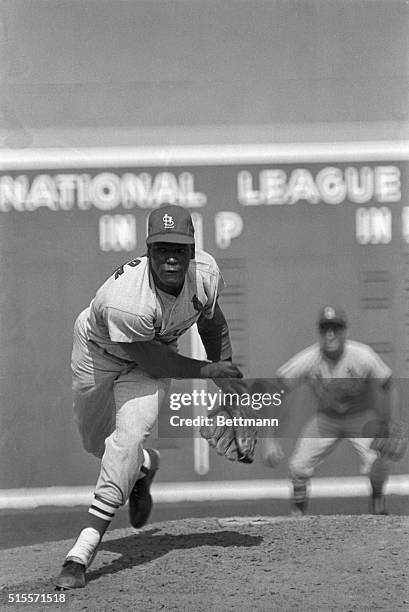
72 249 223 508
277 340 392 480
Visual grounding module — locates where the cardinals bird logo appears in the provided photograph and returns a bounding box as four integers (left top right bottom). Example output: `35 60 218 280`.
192 295 206 312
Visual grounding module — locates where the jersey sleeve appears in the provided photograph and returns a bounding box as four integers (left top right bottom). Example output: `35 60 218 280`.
103 307 155 343
200 257 226 320
276 345 317 390
365 347 392 384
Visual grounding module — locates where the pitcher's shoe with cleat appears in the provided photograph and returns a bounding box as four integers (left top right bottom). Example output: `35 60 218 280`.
55 559 86 590
129 448 160 528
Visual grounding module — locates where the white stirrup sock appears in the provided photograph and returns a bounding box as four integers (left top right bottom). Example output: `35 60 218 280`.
66 527 101 567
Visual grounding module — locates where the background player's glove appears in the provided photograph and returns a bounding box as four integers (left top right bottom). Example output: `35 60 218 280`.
199 403 258 463
370 420 409 462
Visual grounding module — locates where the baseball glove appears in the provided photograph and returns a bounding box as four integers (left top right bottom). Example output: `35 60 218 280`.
199 403 258 463
370 421 409 462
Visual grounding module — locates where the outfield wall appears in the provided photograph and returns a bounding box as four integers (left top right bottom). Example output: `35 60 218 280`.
0 142 408 491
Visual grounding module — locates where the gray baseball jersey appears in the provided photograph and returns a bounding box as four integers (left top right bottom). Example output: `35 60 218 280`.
277 340 392 415
85 249 225 363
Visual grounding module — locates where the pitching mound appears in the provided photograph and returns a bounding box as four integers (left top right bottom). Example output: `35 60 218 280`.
1 515 408 611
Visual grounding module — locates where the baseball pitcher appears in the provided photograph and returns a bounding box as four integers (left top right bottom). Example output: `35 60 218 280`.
55 205 247 589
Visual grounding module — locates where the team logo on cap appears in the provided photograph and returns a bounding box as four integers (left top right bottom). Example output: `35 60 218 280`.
324 306 335 319
163 214 175 229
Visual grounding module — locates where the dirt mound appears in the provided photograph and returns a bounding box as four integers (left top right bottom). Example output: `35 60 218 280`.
0 515 408 611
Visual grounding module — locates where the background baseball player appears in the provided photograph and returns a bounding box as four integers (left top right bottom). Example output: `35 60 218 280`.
55 204 245 589
262 306 399 516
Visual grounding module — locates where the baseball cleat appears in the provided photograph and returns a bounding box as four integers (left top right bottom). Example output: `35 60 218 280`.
55 559 86 590
290 498 308 517
290 507 305 518
370 494 388 515
129 448 160 528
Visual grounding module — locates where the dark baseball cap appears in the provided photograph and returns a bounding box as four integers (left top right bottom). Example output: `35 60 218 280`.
146 205 195 245
317 306 348 328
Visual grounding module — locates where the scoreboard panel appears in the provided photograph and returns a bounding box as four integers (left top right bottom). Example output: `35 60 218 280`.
0 143 407 487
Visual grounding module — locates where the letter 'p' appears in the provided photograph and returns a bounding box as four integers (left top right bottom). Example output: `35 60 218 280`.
215 212 243 249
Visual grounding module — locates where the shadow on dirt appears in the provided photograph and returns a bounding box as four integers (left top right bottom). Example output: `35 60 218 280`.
86 528 263 583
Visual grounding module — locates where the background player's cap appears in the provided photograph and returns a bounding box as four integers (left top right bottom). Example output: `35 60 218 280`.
146 205 195 245
317 306 348 328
